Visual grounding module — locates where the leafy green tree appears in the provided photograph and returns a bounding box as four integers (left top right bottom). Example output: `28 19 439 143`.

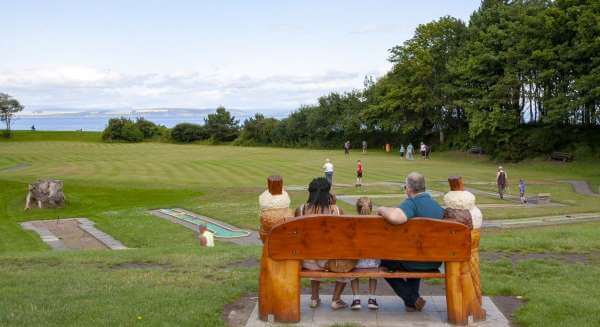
102 117 144 142
0 93 24 138
204 107 239 142
170 123 207 143
238 113 278 145
364 16 468 145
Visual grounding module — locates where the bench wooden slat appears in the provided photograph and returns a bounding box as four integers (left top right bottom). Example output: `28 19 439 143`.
268 216 471 262
300 268 444 279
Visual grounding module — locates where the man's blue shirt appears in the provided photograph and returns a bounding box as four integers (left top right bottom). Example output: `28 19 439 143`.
397 192 444 271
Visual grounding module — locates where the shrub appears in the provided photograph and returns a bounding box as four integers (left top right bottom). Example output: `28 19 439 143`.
135 118 161 139
170 123 207 143
102 117 144 142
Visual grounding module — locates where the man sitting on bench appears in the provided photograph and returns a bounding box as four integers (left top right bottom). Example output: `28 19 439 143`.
377 172 444 312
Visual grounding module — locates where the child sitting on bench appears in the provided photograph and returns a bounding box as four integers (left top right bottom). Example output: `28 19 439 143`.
350 197 380 310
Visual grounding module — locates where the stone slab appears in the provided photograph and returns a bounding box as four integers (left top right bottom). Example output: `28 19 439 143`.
20 218 127 250
245 295 508 327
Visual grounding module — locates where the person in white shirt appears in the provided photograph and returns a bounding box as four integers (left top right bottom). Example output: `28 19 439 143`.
323 159 334 186
420 142 427 159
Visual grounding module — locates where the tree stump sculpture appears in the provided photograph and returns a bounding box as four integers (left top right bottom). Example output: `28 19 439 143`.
24 179 65 210
258 176 295 322
444 176 486 322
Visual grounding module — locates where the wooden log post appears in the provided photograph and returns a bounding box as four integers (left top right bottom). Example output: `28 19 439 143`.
259 176 299 322
259 240 301 322
448 176 486 322
445 261 467 325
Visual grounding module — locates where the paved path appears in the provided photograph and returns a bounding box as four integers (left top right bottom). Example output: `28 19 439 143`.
21 218 128 250
245 295 508 327
561 180 600 196
0 163 31 173
484 212 600 229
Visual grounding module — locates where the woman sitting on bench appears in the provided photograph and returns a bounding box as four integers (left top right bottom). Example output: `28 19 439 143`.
295 177 349 310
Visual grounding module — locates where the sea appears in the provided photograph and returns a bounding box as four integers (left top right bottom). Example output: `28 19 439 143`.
12 109 290 132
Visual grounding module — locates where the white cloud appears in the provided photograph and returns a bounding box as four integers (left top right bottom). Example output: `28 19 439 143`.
0 66 378 111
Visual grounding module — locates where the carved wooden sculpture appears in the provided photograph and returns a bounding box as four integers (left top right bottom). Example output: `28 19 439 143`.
445 176 486 322
258 176 295 322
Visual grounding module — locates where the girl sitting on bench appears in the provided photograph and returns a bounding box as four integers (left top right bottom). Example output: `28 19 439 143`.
350 197 380 310
295 177 349 310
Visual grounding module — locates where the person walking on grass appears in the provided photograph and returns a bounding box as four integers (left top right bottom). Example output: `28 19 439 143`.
519 179 527 204
323 159 334 186
376 172 443 312
406 143 414 160
496 166 508 199
344 141 351 156
399 144 405 159
356 160 364 187
420 142 427 159
362 140 368 154
350 197 380 310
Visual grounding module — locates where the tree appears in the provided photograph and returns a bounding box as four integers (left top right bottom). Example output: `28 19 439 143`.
0 93 24 137
204 106 240 142
238 113 279 145
363 16 468 145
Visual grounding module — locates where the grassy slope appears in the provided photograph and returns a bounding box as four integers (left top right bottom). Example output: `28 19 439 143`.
2 132 600 326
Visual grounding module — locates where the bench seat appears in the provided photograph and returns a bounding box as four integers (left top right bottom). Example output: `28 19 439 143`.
300 267 444 279
259 215 485 325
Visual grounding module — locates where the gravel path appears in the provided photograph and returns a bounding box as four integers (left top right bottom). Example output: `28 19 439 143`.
561 180 600 196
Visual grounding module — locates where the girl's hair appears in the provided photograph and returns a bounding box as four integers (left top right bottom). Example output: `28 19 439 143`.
307 177 332 212
356 197 373 215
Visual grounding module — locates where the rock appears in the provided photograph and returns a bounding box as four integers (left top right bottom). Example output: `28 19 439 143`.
25 179 65 210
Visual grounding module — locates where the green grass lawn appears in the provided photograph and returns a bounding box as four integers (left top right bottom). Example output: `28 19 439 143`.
1 131 600 326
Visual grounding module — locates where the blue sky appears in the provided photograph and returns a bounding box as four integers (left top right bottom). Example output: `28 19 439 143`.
1 0 480 113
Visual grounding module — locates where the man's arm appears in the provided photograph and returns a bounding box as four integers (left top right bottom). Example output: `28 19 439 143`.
377 206 408 225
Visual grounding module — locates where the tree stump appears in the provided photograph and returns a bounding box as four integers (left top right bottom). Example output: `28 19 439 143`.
25 179 65 210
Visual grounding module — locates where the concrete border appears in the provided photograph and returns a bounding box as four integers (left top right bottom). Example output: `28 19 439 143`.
483 212 600 229
20 218 128 250
245 295 509 326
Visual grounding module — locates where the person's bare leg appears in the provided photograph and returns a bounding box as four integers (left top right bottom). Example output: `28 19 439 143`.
311 280 320 300
332 281 346 301
331 281 348 309
351 278 359 296
369 278 377 295
367 278 379 309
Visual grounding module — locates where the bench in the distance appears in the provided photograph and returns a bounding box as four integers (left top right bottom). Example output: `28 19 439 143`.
550 151 573 162
258 215 486 325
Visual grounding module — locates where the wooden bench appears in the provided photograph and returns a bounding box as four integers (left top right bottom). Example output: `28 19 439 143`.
550 151 573 162
259 215 486 325
469 146 483 155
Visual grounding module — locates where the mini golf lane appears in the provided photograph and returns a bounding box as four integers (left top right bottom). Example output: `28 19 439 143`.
150 208 260 245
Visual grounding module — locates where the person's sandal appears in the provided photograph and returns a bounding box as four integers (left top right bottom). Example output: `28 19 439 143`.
367 298 379 310
309 298 321 308
331 299 348 310
350 299 361 310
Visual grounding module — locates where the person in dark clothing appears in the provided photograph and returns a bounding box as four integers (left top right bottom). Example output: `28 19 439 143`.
496 166 508 199
376 172 443 312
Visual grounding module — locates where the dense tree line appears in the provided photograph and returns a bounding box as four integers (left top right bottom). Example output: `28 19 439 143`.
98 0 598 160
238 0 600 160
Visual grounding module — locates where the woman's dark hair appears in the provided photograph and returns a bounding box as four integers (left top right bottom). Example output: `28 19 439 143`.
307 177 331 211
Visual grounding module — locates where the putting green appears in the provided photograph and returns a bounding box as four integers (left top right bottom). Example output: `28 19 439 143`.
158 208 251 238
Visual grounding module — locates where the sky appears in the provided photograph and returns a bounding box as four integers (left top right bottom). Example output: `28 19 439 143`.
1 0 480 113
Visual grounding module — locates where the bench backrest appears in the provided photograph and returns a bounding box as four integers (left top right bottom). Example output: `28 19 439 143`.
267 215 471 262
